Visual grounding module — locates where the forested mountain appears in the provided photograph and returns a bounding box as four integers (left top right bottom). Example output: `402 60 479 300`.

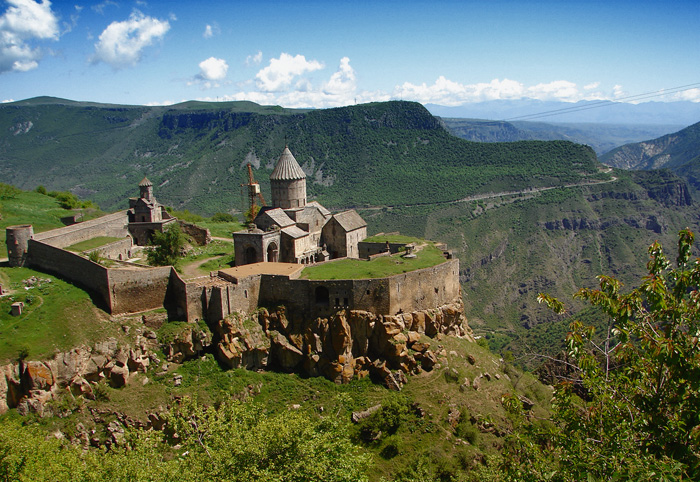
0 97 601 215
440 117 682 155
2 97 698 352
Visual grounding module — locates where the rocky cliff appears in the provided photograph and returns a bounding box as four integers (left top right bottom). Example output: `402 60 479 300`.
0 298 472 415
215 298 473 387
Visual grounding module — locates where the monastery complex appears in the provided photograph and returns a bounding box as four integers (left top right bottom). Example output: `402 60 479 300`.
5 147 462 327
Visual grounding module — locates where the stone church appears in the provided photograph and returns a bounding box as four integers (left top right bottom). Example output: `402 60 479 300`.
233 147 367 265
127 176 176 245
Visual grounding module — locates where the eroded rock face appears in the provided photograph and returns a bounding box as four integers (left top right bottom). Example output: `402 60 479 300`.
213 297 474 388
0 335 160 417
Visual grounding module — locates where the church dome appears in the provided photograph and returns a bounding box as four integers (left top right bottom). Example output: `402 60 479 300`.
270 147 306 181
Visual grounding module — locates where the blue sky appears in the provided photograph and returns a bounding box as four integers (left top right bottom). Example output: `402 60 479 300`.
0 0 698 108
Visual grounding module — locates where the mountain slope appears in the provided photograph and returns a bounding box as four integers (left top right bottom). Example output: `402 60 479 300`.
0 98 602 215
441 117 685 155
600 121 700 171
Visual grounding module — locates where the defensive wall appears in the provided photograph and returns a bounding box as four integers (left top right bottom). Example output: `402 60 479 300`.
84 237 133 261
27 239 112 310
175 258 461 323
33 211 129 248
8 217 460 324
25 239 175 315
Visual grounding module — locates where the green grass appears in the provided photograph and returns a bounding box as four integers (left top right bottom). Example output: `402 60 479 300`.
65 236 122 252
301 244 446 280
0 267 118 362
193 220 244 239
362 234 424 244
0 190 70 258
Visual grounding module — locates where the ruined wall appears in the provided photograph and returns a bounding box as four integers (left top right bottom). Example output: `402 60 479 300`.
84 237 132 260
34 211 129 248
178 220 211 245
358 241 408 259
107 267 174 315
27 240 111 310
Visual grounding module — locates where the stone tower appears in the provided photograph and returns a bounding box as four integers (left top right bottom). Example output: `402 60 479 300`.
139 176 154 201
6 224 34 267
270 146 306 209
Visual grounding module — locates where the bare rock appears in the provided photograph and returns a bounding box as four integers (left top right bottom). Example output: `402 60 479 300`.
22 361 54 391
109 365 129 388
270 332 303 370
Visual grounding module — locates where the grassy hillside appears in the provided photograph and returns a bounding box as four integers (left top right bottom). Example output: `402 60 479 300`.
0 188 74 258
1 98 603 215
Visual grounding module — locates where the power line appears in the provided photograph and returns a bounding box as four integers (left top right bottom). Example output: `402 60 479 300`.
502 82 700 122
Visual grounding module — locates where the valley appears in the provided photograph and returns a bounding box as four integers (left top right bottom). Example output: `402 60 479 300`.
1 97 700 480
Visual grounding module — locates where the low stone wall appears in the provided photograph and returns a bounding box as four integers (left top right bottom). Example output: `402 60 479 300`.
358 241 408 259
178 221 212 245
34 211 129 249
84 237 133 260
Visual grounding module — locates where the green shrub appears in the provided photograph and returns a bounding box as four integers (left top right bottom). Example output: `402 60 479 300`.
211 212 235 222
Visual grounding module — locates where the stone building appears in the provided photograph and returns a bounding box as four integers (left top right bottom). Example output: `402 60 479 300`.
127 177 175 245
233 147 367 266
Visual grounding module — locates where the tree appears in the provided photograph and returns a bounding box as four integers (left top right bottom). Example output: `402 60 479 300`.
147 223 185 266
525 229 700 480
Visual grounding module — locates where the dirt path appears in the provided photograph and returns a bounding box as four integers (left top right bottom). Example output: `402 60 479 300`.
181 255 225 279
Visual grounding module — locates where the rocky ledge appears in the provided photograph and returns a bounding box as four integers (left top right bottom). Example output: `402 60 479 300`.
0 298 473 416
214 298 473 388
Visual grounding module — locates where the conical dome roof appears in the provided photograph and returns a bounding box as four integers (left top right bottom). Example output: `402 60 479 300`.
139 176 153 187
270 147 306 181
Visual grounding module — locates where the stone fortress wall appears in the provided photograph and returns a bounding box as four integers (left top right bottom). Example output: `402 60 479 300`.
33 211 130 248
180 258 461 324
8 215 461 325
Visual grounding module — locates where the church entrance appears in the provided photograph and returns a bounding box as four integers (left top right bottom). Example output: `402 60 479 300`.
267 242 279 263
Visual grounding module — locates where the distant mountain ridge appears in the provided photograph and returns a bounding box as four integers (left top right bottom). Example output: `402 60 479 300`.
440 118 683 155
426 99 700 125
600 121 700 170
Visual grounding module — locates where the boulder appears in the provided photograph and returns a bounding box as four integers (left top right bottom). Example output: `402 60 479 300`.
22 361 54 391
270 332 303 370
109 365 129 388
418 350 437 371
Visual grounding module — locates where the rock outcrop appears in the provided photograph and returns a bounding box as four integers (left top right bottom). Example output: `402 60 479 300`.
213 297 473 387
0 334 159 416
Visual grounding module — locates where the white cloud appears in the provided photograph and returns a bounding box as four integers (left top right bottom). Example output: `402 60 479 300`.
584 82 600 90
395 77 616 105
323 56 355 95
209 57 389 109
199 57 228 81
0 0 60 73
246 50 262 66
255 53 323 92
91 10 170 69
612 84 626 99
671 88 700 103
203 23 219 39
